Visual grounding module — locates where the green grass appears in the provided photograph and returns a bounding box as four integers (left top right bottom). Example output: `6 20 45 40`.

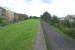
0 19 39 50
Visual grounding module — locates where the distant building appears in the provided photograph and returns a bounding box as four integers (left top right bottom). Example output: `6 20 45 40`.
5 10 15 23
0 7 6 19
59 17 65 21
14 13 20 22
14 13 25 21
0 7 28 24
18 14 25 20
65 15 75 23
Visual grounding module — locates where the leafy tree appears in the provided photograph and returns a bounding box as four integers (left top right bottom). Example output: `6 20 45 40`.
72 18 75 27
0 18 7 26
72 21 75 27
64 19 71 27
50 15 59 25
41 11 51 22
0 18 3 24
64 15 75 27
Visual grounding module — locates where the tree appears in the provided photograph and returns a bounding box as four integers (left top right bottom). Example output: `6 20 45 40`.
50 15 59 25
64 15 75 27
0 18 3 24
72 18 75 27
64 19 71 27
41 11 51 22
0 18 7 26
52 15 59 23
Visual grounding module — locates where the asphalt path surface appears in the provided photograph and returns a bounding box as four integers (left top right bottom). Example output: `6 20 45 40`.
32 24 47 50
41 21 75 50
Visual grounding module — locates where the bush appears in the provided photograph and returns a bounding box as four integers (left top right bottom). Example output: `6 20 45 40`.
0 20 7 27
63 28 75 38
58 26 75 39
52 23 75 38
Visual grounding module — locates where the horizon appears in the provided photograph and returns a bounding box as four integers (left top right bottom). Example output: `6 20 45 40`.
0 0 75 17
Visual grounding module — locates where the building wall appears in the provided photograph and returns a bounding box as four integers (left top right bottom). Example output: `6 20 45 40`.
15 14 25 21
0 7 6 19
0 7 26 24
14 13 19 22
5 10 15 23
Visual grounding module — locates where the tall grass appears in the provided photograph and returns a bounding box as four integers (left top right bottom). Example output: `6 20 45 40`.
52 24 75 39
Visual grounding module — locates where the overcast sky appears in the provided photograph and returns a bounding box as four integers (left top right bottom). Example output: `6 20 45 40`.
0 0 75 17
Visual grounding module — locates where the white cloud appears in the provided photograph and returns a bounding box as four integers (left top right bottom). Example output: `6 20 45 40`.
0 0 75 17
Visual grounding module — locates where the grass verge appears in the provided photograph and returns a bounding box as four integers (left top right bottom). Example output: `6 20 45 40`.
51 25 75 44
0 19 39 50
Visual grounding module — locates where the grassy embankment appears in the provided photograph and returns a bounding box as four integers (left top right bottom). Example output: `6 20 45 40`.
0 19 39 50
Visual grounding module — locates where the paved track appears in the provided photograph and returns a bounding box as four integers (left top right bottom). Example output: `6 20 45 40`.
32 24 47 50
41 21 75 50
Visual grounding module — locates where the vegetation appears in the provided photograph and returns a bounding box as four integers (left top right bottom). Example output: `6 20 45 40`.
0 18 7 27
49 15 59 25
30 16 40 19
41 11 51 22
41 12 75 39
0 19 39 50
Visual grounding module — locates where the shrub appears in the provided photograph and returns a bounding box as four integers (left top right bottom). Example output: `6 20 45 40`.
59 26 75 39
0 20 7 27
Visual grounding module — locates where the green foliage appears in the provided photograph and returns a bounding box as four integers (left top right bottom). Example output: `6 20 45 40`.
54 24 75 39
59 26 75 39
41 11 51 22
0 18 7 26
41 11 75 39
0 19 39 50
0 18 3 24
72 19 75 27
30 16 39 19
49 14 75 39
63 15 75 28
49 15 59 25
63 19 71 27
52 15 59 23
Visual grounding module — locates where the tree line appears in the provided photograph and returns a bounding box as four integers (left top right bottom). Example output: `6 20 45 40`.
41 11 75 28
